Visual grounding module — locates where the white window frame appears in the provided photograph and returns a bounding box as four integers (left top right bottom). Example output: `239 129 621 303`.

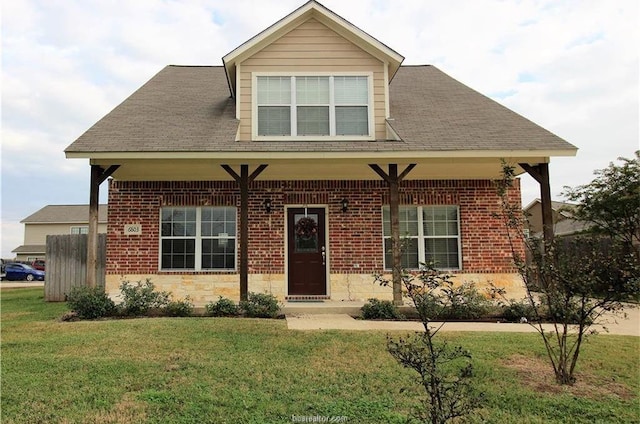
159 206 237 272
252 72 375 141
382 205 462 271
70 226 89 235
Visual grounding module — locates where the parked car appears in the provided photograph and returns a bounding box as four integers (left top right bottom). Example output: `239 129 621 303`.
31 260 46 271
3 263 45 281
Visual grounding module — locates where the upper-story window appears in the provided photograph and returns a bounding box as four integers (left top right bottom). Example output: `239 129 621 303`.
255 74 372 139
71 226 89 235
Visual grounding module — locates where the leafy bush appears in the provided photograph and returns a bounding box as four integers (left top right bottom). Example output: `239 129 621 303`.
119 279 170 316
412 292 444 321
239 292 280 318
440 282 491 320
66 286 116 319
163 297 194 317
501 299 537 323
542 296 590 326
361 298 405 320
206 296 240 317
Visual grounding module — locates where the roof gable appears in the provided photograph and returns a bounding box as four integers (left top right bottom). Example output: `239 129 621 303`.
21 204 108 224
222 0 404 97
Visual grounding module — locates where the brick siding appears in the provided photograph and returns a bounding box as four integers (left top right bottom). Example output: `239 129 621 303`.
106 179 524 275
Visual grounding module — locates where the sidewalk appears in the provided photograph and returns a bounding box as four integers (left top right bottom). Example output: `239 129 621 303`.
285 307 640 336
0 282 45 289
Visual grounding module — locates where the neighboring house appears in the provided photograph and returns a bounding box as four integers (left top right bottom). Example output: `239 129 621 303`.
523 199 589 238
12 205 108 261
64 1 577 305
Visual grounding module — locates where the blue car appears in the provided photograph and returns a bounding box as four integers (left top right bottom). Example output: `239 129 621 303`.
3 263 45 281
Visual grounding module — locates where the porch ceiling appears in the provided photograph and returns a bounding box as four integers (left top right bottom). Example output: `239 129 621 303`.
90 156 548 181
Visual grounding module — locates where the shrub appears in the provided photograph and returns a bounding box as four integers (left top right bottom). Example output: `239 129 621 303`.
163 297 194 317
440 282 491 320
119 279 170 316
412 292 444 321
361 298 405 320
66 286 116 319
239 292 280 318
542 296 590 326
501 299 537 323
205 296 240 317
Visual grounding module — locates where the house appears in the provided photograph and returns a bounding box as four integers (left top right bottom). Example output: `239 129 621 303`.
12 205 108 261
64 1 577 305
524 199 590 238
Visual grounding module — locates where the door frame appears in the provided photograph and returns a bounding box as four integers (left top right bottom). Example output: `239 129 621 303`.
284 205 330 297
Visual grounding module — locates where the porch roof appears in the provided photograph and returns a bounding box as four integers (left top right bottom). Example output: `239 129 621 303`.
11 245 46 254
65 65 577 159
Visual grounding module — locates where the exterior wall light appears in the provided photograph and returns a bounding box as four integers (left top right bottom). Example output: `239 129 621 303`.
341 198 349 212
263 198 272 213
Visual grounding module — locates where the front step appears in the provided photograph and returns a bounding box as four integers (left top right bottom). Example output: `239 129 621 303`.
285 295 331 302
282 300 366 315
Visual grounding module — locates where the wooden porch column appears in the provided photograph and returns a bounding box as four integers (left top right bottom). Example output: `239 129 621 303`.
221 164 268 301
369 163 416 306
87 164 119 288
520 163 554 246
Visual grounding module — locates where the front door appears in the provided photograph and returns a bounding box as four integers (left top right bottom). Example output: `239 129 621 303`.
287 207 327 296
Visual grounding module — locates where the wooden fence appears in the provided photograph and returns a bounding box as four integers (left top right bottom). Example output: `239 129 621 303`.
45 234 106 301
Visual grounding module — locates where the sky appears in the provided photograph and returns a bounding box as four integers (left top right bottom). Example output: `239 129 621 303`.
1 0 638 258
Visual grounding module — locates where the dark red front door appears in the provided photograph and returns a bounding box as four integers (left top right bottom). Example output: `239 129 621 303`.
287 208 327 296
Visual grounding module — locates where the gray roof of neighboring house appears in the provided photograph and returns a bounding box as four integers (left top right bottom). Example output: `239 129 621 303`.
524 199 579 218
554 219 591 237
11 245 46 254
21 205 108 224
65 65 576 154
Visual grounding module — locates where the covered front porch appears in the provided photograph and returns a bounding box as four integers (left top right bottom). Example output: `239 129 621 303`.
79 153 556 305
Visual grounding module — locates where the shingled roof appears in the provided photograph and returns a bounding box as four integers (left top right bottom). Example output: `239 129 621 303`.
389 66 574 152
65 65 576 156
21 204 108 224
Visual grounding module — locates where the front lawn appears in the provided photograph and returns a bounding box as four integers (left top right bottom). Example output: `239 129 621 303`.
1 288 638 423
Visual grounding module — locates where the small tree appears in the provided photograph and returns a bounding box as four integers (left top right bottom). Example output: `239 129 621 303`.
562 151 640 249
376 263 482 423
495 161 640 385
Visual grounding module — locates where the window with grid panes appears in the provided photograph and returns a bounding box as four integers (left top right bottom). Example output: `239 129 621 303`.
256 75 370 137
160 207 236 271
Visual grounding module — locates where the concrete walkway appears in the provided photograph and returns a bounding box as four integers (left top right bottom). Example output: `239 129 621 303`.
0 282 45 289
285 307 640 336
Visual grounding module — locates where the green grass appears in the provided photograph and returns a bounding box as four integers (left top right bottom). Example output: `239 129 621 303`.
2 288 639 423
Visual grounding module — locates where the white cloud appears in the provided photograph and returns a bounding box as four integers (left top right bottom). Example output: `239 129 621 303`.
0 221 24 260
1 0 638 257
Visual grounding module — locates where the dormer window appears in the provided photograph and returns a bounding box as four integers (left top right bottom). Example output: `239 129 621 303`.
254 74 372 140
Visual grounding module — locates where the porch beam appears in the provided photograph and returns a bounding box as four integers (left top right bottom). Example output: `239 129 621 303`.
397 163 417 181
520 162 554 245
87 164 119 288
368 163 416 306
221 164 268 301
369 164 392 184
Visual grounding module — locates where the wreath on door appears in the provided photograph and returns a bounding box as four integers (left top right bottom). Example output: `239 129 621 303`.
295 216 318 239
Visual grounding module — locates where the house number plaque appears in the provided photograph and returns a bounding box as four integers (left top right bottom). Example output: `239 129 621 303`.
124 224 142 235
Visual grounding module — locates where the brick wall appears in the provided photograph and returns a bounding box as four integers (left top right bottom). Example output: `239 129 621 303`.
106 179 524 275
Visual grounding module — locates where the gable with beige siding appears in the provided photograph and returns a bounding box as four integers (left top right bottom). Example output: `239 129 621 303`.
238 18 387 141
24 223 108 246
